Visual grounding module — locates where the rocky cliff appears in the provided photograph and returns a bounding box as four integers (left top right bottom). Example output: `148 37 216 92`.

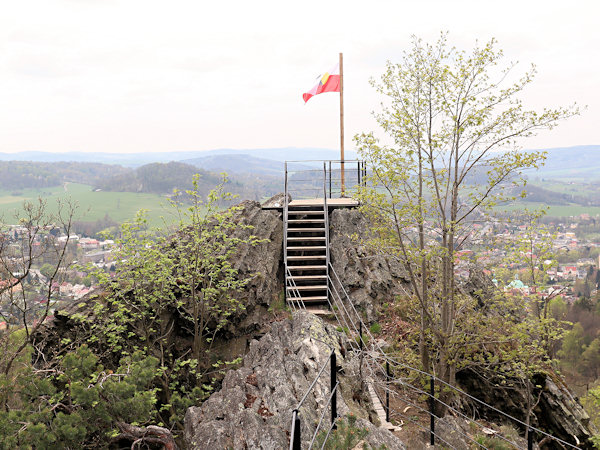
184 311 405 449
32 196 597 449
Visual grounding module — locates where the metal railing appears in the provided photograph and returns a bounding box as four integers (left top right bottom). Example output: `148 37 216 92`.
289 347 339 450
284 159 366 200
318 261 582 450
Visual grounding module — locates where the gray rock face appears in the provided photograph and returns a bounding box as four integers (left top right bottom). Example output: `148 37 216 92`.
223 200 284 335
457 369 595 449
184 312 405 449
329 208 410 322
261 192 291 209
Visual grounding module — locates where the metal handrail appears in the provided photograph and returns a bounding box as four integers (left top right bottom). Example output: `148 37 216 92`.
290 348 339 449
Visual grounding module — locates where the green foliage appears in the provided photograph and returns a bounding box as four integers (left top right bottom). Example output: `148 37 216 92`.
81 175 262 432
369 322 382 335
354 33 576 386
473 433 515 450
315 414 386 450
0 345 158 449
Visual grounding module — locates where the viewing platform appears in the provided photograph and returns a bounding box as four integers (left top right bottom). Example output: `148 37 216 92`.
275 159 366 310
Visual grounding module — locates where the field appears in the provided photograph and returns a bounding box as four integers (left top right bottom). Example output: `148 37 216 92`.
529 180 600 196
0 183 178 227
498 201 600 217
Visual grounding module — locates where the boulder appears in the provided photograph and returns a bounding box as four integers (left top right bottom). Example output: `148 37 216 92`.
184 311 405 449
261 192 291 209
329 208 410 322
456 369 595 449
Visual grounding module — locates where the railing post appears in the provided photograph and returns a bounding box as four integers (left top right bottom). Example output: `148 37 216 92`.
527 427 533 450
386 360 390 422
328 160 332 198
293 410 301 450
362 161 367 187
331 350 337 429
283 161 289 305
359 322 363 350
357 160 361 187
430 376 435 446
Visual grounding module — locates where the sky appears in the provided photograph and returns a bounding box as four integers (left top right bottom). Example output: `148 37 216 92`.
0 0 598 155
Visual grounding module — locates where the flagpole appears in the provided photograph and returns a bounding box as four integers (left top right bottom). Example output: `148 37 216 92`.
339 52 345 196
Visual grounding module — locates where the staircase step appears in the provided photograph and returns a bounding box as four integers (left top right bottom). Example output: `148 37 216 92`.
303 306 331 315
288 210 325 215
287 285 328 291
287 228 325 232
287 219 325 224
287 275 327 280
287 255 327 260
286 246 327 251
287 265 327 271
293 296 329 303
287 237 326 241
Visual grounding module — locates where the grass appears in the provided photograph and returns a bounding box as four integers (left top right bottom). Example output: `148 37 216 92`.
0 183 178 227
498 201 600 217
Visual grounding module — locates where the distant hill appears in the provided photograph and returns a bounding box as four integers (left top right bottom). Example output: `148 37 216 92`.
94 161 280 200
526 145 600 180
0 161 130 191
94 162 226 194
183 154 285 177
0 148 353 167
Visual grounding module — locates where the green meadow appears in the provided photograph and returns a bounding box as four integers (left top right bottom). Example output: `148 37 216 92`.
498 201 600 217
0 183 178 227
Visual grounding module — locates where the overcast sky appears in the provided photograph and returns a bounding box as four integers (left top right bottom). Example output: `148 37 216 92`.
0 0 598 154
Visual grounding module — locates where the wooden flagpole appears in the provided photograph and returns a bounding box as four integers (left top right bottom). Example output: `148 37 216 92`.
339 52 345 195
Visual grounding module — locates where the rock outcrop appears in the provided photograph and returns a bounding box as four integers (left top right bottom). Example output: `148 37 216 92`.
457 369 595 448
184 312 405 449
329 208 410 322
222 200 284 335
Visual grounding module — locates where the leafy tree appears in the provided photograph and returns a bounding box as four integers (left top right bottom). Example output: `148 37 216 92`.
0 198 77 385
558 323 585 371
170 174 263 363
355 33 577 386
84 175 261 432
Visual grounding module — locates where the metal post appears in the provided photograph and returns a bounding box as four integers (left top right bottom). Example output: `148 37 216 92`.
430 376 435 446
291 410 301 450
359 322 363 350
328 160 332 198
331 351 337 428
527 428 533 450
357 161 361 186
386 360 390 422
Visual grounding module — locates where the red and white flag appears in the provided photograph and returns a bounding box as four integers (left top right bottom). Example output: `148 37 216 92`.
302 63 341 103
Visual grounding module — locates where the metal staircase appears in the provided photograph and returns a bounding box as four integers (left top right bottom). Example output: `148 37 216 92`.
285 203 330 306
283 159 364 310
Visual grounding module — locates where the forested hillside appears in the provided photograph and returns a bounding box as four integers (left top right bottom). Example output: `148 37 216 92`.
94 161 279 200
0 161 130 190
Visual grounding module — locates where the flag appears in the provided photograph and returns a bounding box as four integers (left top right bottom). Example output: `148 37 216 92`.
302 63 340 103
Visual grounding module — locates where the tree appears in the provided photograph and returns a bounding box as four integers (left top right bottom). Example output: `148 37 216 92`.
355 33 577 386
0 198 77 384
85 175 261 432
